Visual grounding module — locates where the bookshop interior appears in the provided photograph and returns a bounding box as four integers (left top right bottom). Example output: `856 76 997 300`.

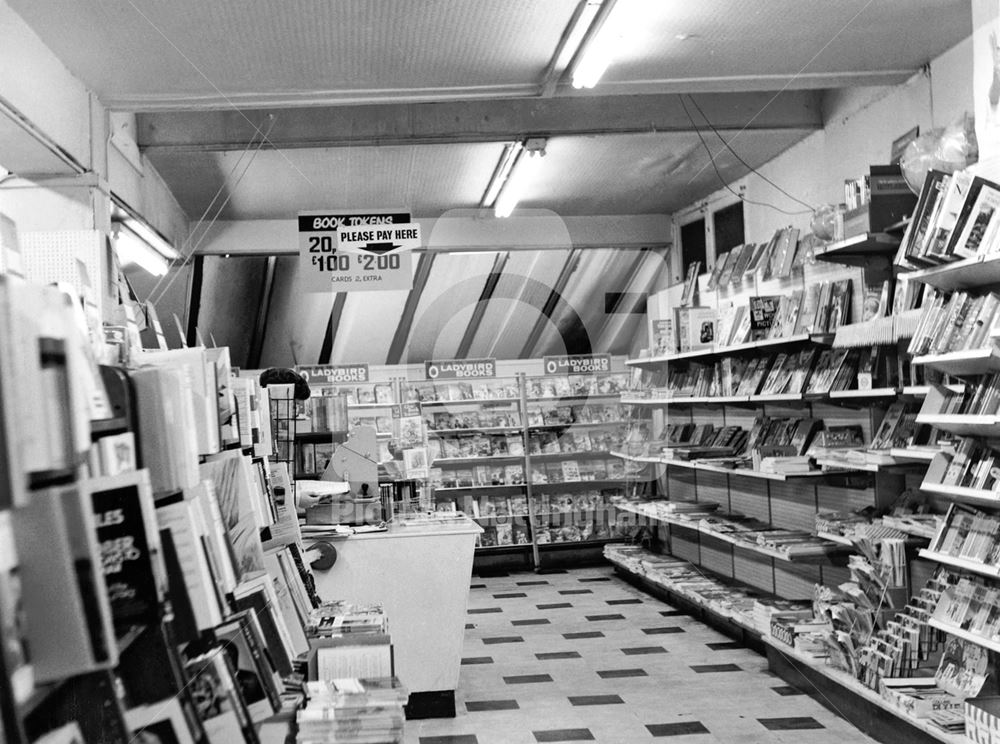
11 1 1000 743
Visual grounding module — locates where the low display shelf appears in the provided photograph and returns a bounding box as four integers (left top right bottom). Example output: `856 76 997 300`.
912 348 1000 377
926 617 1000 654
917 548 1000 580
625 332 833 369
606 545 960 744
420 397 518 407
428 427 522 435
908 252 1000 292
610 451 848 481
918 480 1000 508
914 414 1000 438
812 232 900 267
615 501 849 562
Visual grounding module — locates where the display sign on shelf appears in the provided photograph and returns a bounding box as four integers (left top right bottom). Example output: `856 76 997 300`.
298 211 414 292
297 364 370 384
425 358 496 379
543 354 612 375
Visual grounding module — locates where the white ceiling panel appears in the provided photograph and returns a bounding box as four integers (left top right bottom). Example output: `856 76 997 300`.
602 0 970 88
465 249 572 359
8 0 578 106
529 248 641 357
259 255 334 368
330 281 416 365
147 141 507 220
400 252 498 363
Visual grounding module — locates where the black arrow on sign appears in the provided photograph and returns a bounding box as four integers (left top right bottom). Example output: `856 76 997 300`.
362 242 401 255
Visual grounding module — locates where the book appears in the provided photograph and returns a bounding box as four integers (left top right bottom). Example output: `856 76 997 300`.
680 261 701 305
211 612 282 722
826 279 853 332
185 648 255 744
718 245 745 287
706 251 730 291
0 510 32 704
13 485 117 682
200 451 266 582
948 177 1000 259
729 243 755 284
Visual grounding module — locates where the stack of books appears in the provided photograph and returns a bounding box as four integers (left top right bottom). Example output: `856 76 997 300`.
297 677 407 744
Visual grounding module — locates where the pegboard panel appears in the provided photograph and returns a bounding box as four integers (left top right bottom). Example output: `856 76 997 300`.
670 530 701 564
774 563 820 600
696 470 729 510
21 230 104 315
768 481 818 532
699 537 734 578
733 547 775 594
728 477 769 521
820 563 852 589
666 466 698 502
817 482 877 515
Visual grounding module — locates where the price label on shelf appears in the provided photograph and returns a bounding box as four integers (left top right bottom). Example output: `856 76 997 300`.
298 211 414 292
543 353 611 375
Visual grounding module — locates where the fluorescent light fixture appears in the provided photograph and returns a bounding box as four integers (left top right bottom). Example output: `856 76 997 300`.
113 222 169 276
570 0 622 89
494 149 545 219
118 216 180 261
480 141 523 209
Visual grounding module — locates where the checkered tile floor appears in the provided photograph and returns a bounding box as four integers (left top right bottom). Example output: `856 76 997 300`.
404 565 877 744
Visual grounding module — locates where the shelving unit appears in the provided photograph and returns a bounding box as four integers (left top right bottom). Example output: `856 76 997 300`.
812 232 900 266
405 367 645 568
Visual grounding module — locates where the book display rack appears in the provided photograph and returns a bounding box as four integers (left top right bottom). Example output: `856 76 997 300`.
612 166 1000 743
404 369 650 569
0 274 412 744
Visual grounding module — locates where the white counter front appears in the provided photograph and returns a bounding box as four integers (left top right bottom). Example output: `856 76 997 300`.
309 517 481 716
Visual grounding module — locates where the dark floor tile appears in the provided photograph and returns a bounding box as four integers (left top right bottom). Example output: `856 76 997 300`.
465 623 475 629
563 631 604 639
533 728 594 742
536 568 568 574
465 699 519 712
606 598 642 605
470 584 487 589
642 627 684 635
476 571 509 578
559 589 593 595
461 656 493 665
585 613 625 621
660 610 686 617
494 592 527 599
420 736 479 744
579 577 612 583
647 721 710 737
537 602 573 610
503 673 553 684
468 607 502 615
512 618 551 626
690 663 742 673
706 641 744 650
622 646 667 655
536 651 581 660
516 580 549 586
771 685 807 696
597 668 647 679
568 694 624 706
482 636 524 645
758 717 824 731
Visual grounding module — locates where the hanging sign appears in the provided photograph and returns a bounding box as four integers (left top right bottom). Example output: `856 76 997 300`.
543 354 612 375
298 211 414 292
296 363 370 384
424 358 496 380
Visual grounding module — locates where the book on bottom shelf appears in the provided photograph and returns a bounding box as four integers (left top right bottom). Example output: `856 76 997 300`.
185 647 258 744
124 698 196 744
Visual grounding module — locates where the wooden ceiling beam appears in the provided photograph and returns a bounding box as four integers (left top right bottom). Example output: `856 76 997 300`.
136 91 822 153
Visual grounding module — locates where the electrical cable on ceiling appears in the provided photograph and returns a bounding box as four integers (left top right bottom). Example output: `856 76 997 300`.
677 94 814 217
685 94 816 214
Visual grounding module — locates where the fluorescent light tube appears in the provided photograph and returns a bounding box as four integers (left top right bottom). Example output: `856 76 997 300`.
114 224 170 276
481 142 523 208
494 151 544 219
